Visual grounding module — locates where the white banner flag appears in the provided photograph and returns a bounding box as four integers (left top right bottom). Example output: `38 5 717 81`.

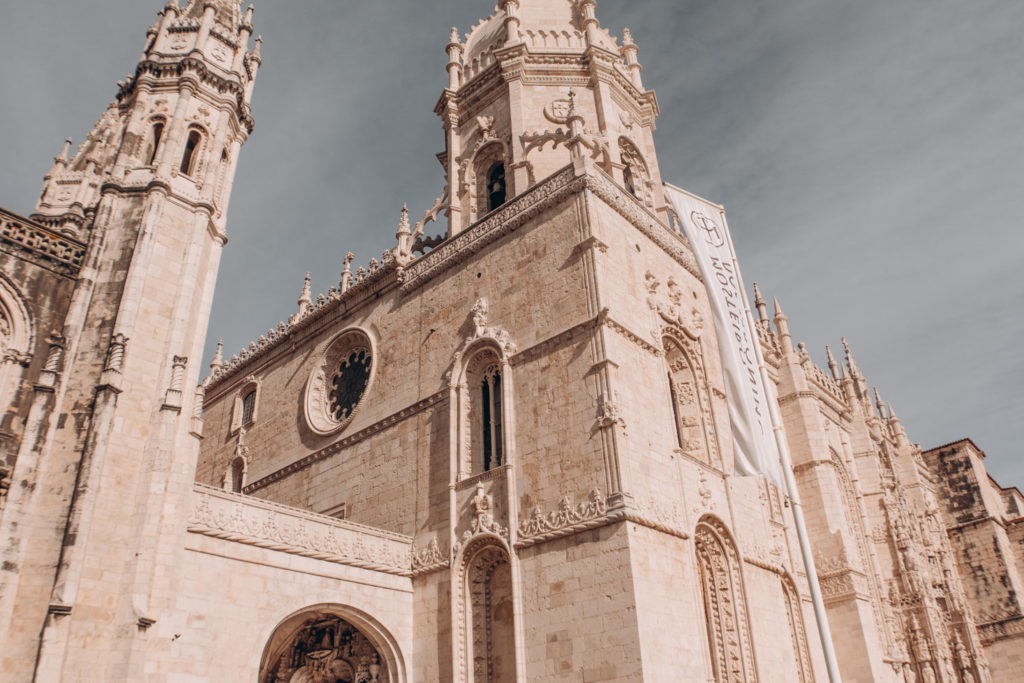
664 184 783 486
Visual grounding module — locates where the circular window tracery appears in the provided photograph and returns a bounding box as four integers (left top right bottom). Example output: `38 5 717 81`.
305 330 374 436
329 349 371 422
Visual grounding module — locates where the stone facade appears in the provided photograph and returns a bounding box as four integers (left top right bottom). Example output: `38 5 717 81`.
921 440 1024 678
0 1 1018 682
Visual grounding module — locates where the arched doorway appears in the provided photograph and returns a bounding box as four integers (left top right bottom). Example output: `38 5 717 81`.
259 606 401 683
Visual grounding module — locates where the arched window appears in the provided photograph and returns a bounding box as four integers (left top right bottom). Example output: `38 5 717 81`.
241 389 257 426
231 380 260 433
618 137 651 205
486 163 506 212
623 164 637 197
180 129 202 175
465 349 504 473
0 276 33 413
145 121 164 165
664 337 709 463
465 545 515 682
695 517 756 682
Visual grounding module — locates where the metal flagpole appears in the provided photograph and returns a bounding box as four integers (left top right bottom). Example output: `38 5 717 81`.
718 211 843 683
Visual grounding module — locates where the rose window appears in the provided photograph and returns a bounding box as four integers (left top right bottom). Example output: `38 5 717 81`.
329 349 371 421
304 330 374 435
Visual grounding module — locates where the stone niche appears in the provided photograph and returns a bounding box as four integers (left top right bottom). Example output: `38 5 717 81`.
261 612 386 683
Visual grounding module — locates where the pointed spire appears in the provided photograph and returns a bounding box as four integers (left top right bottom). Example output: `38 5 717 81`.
773 296 793 353
210 339 224 372
55 138 72 166
619 27 643 88
874 387 886 416
297 273 312 312
398 203 410 235
340 253 355 293
824 345 839 379
395 204 413 265
566 89 586 160
842 337 861 377
252 35 263 62
752 282 768 322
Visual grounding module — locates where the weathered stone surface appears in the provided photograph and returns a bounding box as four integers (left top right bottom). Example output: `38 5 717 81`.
0 2 1017 682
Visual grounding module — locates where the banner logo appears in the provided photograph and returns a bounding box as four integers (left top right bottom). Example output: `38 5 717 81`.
691 211 724 248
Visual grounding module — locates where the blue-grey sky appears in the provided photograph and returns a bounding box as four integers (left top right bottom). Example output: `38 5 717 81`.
1 1 1021 485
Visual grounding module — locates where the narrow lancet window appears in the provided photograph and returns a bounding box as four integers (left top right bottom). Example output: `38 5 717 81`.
180 130 202 175
481 367 503 471
147 122 164 165
487 163 506 211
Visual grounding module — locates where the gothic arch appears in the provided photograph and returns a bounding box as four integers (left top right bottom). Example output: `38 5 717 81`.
780 572 812 683
0 275 34 411
449 305 517 481
618 136 652 207
694 515 757 683
179 124 210 177
465 139 512 222
454 539 517 683
142 116 167 165
827 450 893 651
661 329 719 466
258 603 406 683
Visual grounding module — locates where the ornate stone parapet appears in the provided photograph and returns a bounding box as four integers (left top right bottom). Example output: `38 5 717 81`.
517 488 607 547
0 208 86 276
188 484 413 576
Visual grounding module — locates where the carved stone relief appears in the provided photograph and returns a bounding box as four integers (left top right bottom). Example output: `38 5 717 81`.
695 517 757 682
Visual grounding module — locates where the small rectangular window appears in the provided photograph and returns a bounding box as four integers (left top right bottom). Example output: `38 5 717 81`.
241 390 256 425
320 502 347 520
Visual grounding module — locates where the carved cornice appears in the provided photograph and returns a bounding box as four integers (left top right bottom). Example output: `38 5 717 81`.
399 164 698 294
208 258 399 392
188 484 413 576
242 390 446 493
516 488 607 547
581 171 700 279
0 208 86 276
399 165 579 293
977 614 1024 645
411 538 449 577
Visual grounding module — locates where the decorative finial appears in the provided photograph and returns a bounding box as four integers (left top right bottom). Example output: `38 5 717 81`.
449 26 460 45
340 253 355 293
825 344 840 379
252 35 263 61
752 282 768 322
399 204 410 234
298 273 312 310
773 296 785 317
56 138 72 164
210 338 224 371
874 387 885 415
842 337 861 376
623 28 634 45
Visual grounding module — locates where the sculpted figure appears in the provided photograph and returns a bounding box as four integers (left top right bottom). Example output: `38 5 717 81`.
472 482 494 531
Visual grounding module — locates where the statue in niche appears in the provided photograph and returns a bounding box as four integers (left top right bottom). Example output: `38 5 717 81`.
472 482 494 532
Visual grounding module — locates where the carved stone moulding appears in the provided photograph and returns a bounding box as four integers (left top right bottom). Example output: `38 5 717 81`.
304 328 375 436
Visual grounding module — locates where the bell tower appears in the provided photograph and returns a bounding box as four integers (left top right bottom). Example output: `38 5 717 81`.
435 0 665 236
0 1 261 679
